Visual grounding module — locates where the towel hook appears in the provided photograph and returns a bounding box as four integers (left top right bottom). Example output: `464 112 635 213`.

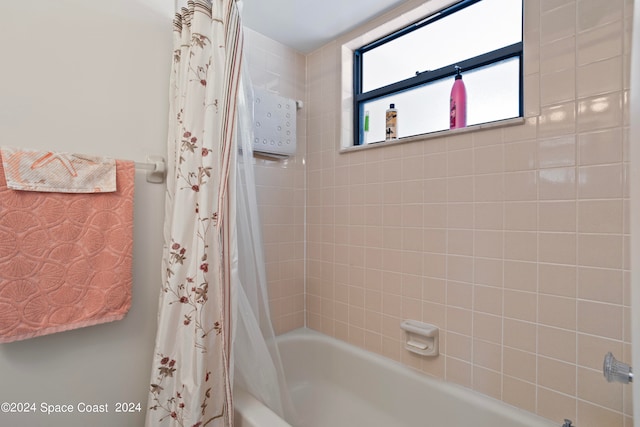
145 156 166 184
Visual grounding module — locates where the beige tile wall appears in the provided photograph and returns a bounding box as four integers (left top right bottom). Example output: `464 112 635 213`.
305 0 634 426
244 28 306 334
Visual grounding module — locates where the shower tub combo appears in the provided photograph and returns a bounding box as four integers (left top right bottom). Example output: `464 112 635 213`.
235 328 557 427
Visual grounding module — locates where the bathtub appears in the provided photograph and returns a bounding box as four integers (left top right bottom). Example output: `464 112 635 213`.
235 328 557 427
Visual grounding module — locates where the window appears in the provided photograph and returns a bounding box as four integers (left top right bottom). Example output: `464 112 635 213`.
353 0 523 145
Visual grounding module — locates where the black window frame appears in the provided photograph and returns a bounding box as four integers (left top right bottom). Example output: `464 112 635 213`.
353 0 524 145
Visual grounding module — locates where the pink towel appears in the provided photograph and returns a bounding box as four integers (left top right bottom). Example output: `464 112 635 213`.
0 157 134 343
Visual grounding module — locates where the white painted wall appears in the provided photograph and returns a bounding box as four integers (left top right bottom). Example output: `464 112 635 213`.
0 1 173 426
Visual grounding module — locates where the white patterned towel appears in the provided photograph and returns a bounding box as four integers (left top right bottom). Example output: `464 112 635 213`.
0 147 116 193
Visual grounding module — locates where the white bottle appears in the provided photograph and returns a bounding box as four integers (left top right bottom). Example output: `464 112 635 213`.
385 103 397 140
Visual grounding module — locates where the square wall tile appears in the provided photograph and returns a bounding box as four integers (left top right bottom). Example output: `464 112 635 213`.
539 294 577 330
538 356 576 395
504 347 536 383
577 92 623 133
504 319 537 353
541 3 576 45
472 366 501 401
578 128 623 166
577 57 623 98
537 388 577 424
538 325 576 362
577 0 623 32
577 300 623 340
473 312 503 344
540 35 575 74
503 376 536 414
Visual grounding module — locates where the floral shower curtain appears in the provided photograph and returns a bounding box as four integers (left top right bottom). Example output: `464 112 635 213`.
146 1 243 425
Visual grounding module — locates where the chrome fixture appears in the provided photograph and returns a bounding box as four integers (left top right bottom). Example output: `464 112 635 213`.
603 352 633 384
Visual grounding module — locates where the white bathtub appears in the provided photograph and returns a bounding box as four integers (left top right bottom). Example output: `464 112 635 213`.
235 328 557 427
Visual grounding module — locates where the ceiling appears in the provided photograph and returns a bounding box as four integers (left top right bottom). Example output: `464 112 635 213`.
241 0 408 53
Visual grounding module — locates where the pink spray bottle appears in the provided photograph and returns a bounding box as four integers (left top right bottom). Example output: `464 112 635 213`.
450 65 467 129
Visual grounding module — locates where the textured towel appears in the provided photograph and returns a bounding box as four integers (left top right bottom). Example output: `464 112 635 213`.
0 146 116 193
0 156 134 343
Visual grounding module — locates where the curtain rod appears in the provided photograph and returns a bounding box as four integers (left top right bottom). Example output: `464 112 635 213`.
134 156 166 184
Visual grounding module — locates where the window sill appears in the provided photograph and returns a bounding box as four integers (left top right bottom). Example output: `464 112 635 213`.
339 116 525 154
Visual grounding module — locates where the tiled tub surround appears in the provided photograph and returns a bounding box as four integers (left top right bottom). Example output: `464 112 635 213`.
304 0 633 426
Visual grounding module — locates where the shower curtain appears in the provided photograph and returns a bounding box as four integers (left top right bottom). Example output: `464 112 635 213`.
146 1 242 425
146 1 294 425
232 61 298 424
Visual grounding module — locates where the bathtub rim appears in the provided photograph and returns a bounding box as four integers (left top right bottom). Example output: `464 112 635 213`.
234 387 292 427
236 327 558 427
